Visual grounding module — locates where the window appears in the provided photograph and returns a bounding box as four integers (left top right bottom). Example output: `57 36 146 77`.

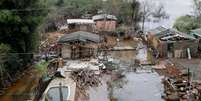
46 86 69 101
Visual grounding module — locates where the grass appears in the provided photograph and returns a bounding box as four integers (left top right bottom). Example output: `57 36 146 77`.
34 61 49 76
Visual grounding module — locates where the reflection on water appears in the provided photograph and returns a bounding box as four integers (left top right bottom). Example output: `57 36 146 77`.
46 86 69 101
113 71 164 101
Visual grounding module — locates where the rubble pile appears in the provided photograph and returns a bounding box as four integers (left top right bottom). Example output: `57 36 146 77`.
164 62 181 77
162 62 201 101
70 69 102 91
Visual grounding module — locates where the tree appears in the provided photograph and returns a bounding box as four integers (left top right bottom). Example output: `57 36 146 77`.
56 0 64 7
173 15 201 32
131 0 141 30
0 0 47 88
193 0 201 18
152 4 169 19
173 0 201 32
102 0 141 28
0 0 47 52
140 1 168 32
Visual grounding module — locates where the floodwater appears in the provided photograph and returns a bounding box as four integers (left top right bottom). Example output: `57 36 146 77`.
113 71 164 101
88 70 165 101
136 42 148 64
88 75 110 101
0 69 40 101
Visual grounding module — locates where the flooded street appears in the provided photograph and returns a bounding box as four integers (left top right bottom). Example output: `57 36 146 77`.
136 42 148 64
87 39 164 101
113 71 164 101
88 75 110 101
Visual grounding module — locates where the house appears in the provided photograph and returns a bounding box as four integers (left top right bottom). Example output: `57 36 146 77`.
147 26 198 58
58 31 102 59
66 19 95 33
190 28 201 51
92 14 117 32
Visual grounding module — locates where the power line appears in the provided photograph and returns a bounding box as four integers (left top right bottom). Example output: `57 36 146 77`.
0 7 72 12
0 8 54 12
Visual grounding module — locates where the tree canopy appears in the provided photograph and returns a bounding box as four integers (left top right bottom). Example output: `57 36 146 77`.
0 0 47 88
173 0 201 33
173 15 201 33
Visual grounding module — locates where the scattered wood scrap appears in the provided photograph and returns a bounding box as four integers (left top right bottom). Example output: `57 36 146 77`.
70 69 102 92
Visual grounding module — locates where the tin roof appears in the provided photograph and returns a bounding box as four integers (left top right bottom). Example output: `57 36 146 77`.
67 19 95 24
148 26 196 41
58 31 101 43
191 28 201 37
92 14 117 21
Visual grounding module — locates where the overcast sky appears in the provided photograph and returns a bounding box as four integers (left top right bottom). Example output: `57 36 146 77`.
141 0 193 29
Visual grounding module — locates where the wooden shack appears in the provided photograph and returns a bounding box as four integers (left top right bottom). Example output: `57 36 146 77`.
190 28 201 51
58 31 102 59
92 14 117 32
147 26 198 58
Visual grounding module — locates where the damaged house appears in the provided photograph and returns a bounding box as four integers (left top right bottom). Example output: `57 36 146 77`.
58 31 102 59
147 26 198 58
92 14 117 32
190 28 201 51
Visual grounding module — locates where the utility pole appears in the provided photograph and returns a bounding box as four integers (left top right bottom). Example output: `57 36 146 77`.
142 5 146 33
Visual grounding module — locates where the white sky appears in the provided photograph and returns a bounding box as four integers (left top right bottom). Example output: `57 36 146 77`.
139 0 193 29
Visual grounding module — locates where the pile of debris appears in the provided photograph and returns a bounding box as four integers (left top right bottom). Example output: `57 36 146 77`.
70 69 102 92
164 62 181 77
161 61 201 101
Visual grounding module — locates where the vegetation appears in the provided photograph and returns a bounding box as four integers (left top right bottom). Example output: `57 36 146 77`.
41 0 141 32
0 0 47 89
34 61 49 76
174 0 201 32
173 15 201 33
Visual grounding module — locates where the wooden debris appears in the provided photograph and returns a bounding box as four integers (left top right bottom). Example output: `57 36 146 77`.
70 69 101 92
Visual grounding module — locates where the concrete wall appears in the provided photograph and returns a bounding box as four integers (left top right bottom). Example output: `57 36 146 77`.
95 20 117 32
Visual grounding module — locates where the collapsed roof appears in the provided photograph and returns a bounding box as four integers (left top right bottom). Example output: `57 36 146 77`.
191 28 201 37
148 27 196 41
58 31 102 43
92 14 117 21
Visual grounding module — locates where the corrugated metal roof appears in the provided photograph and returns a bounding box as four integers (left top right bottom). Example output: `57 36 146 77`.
67 19 95 24
169 29 196 40
148 26 196 40
58 31 101 43
92 14 117 21
191 28 201 37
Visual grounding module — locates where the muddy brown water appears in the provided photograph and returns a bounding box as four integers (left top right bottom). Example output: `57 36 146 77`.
0 69 40 101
